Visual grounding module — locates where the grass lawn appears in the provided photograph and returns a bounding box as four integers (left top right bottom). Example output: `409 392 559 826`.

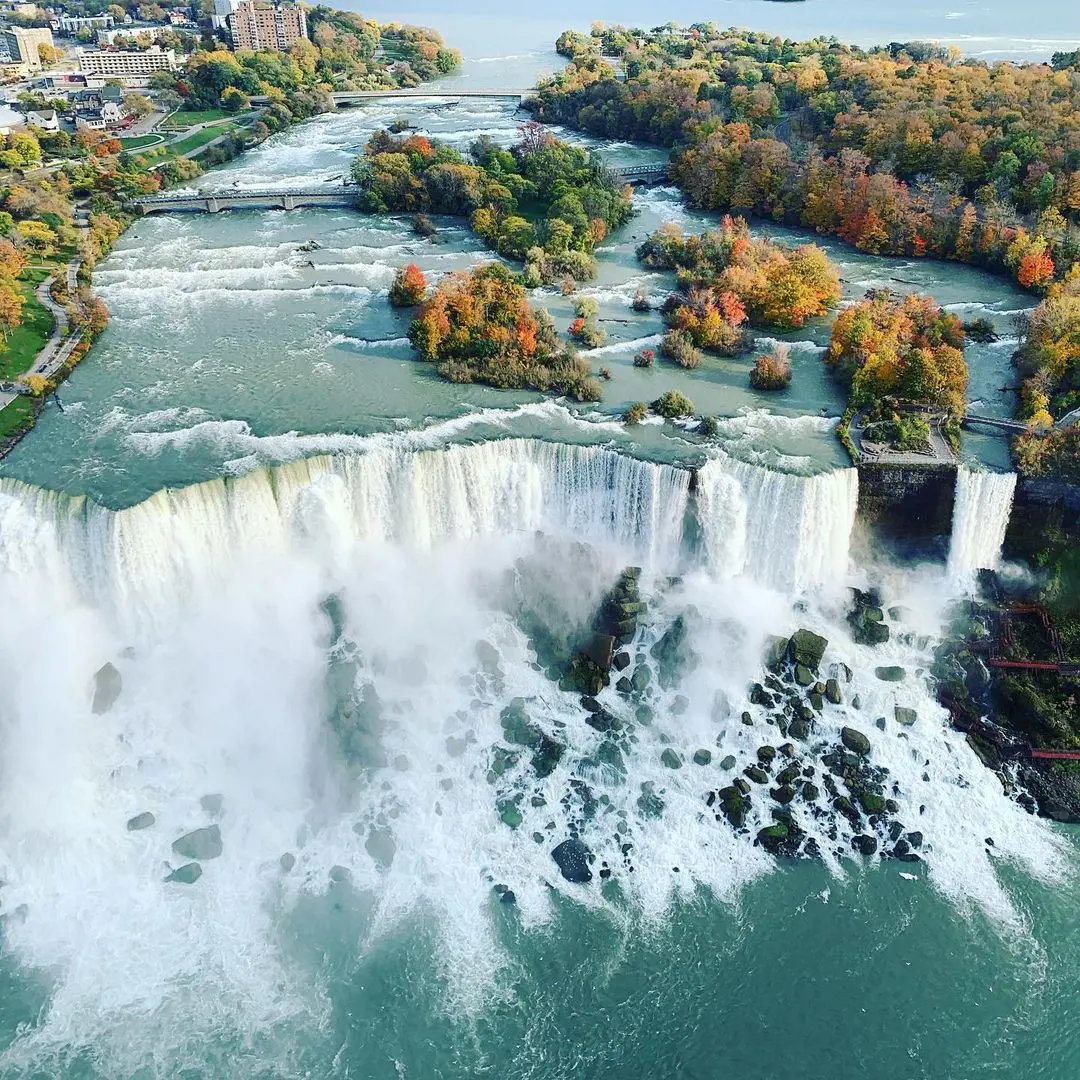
120 134 163 150
168 123 239 156
0 280 54 381
0 396 39 440
161 107 233 129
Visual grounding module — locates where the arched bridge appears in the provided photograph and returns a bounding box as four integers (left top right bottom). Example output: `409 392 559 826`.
135 188 358 214
614 163 670 185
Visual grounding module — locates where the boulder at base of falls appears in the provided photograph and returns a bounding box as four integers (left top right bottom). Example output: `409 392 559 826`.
720 755 736 770
794 664 814 687
91 662 123 715
825 679 842 705
756 823 789 852
692 749 712 766
551 838 593 883
788 629 828 672
875 666 905 682
852 834 878 856
583 632 616 671
848 590 891 647
895 706 918 726
165 862 202 885
280 852 296 872
764 635 789 670
171 824 222 861
840 727 871 756
126 811 155 831
661 748 683 769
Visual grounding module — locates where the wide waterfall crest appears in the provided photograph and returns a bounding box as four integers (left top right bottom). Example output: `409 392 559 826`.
947 465 1017 578
696 453 858 592
0 440 691 632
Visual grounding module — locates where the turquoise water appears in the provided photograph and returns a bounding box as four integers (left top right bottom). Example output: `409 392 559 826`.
0 15 1074 1080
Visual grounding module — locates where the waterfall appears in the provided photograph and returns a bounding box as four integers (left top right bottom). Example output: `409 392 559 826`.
695 454 858 593
0 440 691 634
947 465 1017 577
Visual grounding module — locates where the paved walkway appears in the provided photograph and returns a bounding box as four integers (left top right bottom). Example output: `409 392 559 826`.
850 407 957 465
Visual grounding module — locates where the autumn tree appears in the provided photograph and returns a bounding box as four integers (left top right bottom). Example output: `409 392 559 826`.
388 263 427 306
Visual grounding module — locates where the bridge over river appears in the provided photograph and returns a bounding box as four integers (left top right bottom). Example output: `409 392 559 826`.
250 88 536 107
133 164 671 215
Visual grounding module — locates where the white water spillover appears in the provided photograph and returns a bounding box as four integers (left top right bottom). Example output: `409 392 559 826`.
947 465 1018 578
696 453 859 592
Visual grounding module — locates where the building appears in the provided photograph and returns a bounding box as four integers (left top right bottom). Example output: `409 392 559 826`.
53 14 114 36
76 45 178 87
227 1 307 52
211 0 240 30
2 26 55 72
25 107 58 131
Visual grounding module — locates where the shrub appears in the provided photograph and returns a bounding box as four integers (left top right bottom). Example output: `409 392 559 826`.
749 342 792 390
891 413 931 452
699 415 719 437
578 321 607 348
574 296 599 319
624 400 648 423
633 348 655 368
598 366 612 380
411 212 436 237
389 263 427 306
660 329 703 369
961 316 997 343
652 389 695 418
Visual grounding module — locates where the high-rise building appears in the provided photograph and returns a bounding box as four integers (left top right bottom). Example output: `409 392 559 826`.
227 1 307 52
2 26 55 72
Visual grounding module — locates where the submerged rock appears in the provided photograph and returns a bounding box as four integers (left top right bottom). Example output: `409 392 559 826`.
279 852 296 872
365 824 397 868
199 794 224 817
875 666 905 682
165 862 202 885
551 837 592 883
840 727 871 756
895 706 918 726
126 811 155 832
171 825 222 861
91 662 123 715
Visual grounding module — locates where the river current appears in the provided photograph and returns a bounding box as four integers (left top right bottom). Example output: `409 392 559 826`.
0 20 1077 1080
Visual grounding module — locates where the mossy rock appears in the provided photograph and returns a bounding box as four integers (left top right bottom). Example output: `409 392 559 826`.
692 748 712 766
499 803 523 829
661 748 683 769
825 679 842 705
719 755 736 770
757 745 776 765
894 706 918 726
744 765 769 784
802 782 820 802
772 785 796 805
840 727 871 756
794 664 815 687
875 666 905 682
788 629 828 671
859 791 885 814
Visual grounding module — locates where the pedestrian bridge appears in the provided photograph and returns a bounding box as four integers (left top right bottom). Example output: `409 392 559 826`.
135 188 358 214
250 88 536 107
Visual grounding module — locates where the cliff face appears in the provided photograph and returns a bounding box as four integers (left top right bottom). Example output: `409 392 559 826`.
1005 477 1080 561
856 463 957 543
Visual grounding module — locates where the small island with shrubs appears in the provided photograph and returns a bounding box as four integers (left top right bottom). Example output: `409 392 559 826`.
407 263 601 400
353 122 632 286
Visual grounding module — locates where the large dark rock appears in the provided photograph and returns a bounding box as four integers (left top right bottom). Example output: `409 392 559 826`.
852 834 878 856
172 825 222 861
788 629 828 672
825 679 842 705
875 666 906 682
840 727 871 756
764 636 789 670
551 838 593 883
583 633 616 671
91 662 123 715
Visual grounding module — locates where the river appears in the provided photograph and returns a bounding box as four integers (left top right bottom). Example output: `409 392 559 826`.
0 16 1076 1080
